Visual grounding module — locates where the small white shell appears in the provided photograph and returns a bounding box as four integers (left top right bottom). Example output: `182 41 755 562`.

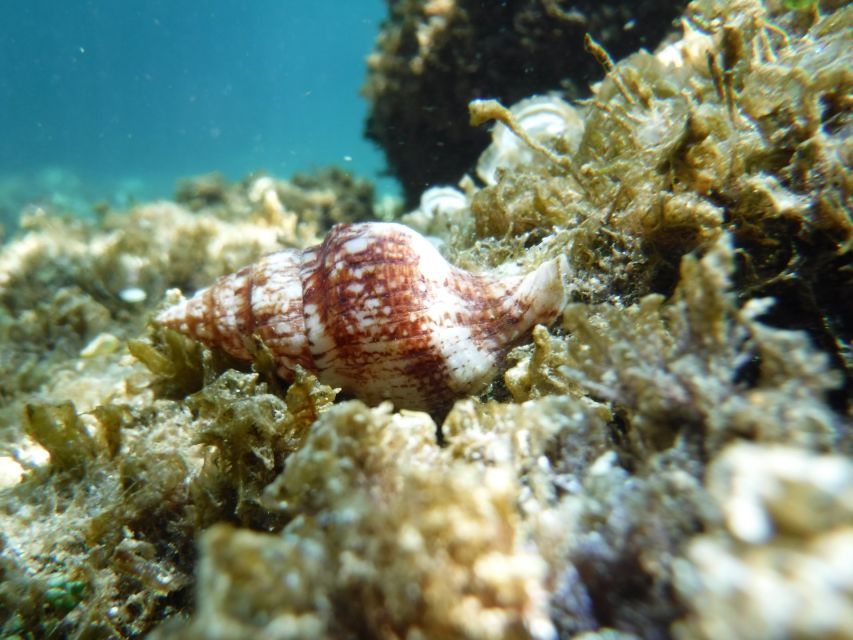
656 19 716 69
401 185 468 236
476 95 585 185
119 287 147 303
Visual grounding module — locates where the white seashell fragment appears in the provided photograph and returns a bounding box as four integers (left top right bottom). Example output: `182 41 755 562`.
476 95 585 185
80 332 121 359
656 19 717 69
0 456 24 488
401 185 468 235
120 287 147 303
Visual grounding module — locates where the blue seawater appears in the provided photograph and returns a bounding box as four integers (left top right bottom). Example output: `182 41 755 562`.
0 1 390 225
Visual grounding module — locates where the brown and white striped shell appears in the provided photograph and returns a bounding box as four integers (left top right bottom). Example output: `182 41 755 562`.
156 222 567 414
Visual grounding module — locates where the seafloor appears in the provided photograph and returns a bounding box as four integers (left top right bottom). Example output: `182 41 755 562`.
1 0 851 639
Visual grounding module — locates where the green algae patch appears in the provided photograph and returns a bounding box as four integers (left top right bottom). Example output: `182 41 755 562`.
188 368 336 527
22 402 97 475
127 327 208 399
783 0 818 9
510 237 841 459
43 575 88 615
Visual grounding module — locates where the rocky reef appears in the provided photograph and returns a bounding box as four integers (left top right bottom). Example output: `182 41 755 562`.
1 0 851 638
363 0 689 205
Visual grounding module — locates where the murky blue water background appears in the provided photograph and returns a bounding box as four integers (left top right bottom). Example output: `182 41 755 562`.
0 1 389 223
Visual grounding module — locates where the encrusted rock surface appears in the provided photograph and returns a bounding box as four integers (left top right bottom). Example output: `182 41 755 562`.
363 0 688 205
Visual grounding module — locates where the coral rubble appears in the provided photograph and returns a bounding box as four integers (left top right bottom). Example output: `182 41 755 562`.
674 443 853 639
1 1 851 639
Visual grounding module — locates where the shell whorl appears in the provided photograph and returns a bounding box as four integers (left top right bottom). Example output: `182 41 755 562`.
156 222 567 413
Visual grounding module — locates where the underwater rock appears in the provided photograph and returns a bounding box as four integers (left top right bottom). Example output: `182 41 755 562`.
363 0 689 205
674 443 853 640
176 167 375 232
460 0 853 399
289 166 376 227
175 172 229 210
707 442 853 544
152 401 557 640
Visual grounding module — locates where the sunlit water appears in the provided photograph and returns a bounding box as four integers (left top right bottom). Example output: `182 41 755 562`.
0 1 392 227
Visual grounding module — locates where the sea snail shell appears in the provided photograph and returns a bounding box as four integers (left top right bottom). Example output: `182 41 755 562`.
156 222 568 414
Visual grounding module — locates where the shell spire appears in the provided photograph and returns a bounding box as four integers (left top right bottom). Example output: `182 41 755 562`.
156 222 567 414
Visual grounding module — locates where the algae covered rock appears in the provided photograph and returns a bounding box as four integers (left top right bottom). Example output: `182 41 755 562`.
458 0 853 402
673 443 853 639
364 0 688 205
156 402 555 640
0 170 366 638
